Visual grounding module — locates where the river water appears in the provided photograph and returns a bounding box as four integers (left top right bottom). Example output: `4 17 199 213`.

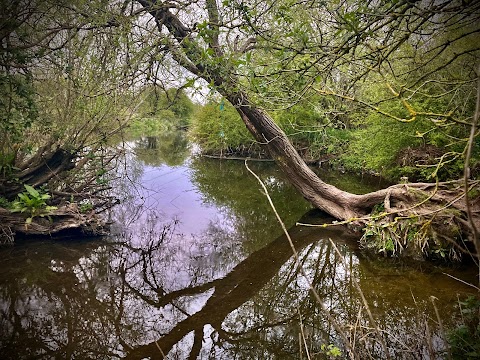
0 131 478 359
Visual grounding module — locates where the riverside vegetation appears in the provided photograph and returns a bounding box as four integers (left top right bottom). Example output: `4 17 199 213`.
1 0 478 258
1 0 479 357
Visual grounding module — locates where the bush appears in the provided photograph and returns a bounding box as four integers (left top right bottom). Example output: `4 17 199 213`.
138 87 194 129
190 95 348 160
339 100 463 180
190 100 262 155
128 112 175 137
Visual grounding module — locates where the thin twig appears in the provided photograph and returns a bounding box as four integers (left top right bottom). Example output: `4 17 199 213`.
154 340 166 358
245 160 358 360
298 306 311 360
328 239 391 360
442 272 480 291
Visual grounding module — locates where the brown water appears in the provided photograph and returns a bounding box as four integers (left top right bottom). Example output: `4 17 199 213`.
0 131 477 359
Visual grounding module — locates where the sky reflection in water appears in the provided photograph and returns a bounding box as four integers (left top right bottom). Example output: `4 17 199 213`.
0 133 478 359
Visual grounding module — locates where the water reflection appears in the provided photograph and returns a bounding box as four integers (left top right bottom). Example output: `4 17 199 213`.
133 132 190 167
111 133 312 247
0 132 477 359
188 157 312 251
0 212 476 359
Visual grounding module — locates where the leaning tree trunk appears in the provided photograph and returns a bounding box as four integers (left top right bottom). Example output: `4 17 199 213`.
226 89 480 259
138 0 480 260
227 91 405 219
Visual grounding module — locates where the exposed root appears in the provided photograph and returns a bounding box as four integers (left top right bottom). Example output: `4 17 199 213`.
358 180 480 261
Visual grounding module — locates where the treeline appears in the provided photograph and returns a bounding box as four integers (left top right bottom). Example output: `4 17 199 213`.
139 82 476 183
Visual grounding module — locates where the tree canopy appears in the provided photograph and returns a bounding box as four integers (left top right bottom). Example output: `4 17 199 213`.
1 0 480 259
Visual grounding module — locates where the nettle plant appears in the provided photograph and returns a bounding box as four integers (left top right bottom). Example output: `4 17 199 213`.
11 184 57 225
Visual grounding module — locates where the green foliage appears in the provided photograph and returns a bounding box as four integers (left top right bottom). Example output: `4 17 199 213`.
320 344 342 358
79 202 93 213
0 152 18 178
0 196 10 208
448 296 480 359
0 73 38 166
190 95 353 160
128 115 173 137
138 87 195 129
10 184 57 224
271 93 356 161
190 100 261 155
273 96 328 158
341 107 427 178
336 79 472 181
127 87 197 140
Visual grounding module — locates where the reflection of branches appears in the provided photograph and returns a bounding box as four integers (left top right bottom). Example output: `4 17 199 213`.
124 210 354 359
246 160 360 359
1 213 472 358
329 239 388 358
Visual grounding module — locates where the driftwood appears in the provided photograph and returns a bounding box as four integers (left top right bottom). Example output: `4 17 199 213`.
0 204 109 243
1 148 76 200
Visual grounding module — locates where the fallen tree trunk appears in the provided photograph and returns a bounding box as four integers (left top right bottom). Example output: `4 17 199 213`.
1 147 76 201
0 204 109 243
0 139 121 242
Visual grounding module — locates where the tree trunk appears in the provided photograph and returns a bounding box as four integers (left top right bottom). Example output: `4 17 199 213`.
227 91 406 220
227 90 480 259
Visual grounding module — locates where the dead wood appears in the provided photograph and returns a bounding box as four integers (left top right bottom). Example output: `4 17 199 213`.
0 204 109 243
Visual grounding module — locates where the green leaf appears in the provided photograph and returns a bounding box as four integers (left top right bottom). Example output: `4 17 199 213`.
24 184 39 198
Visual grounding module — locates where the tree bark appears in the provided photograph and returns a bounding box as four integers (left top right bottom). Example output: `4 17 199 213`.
227 91 412 220
1 147 75 200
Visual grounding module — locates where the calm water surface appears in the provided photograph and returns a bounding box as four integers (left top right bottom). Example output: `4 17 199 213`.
0 132 477 359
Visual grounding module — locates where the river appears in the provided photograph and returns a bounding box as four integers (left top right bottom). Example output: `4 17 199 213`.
0 131 478 359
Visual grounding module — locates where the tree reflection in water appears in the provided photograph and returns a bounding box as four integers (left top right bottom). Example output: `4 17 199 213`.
132 132 190 167
0 209 476 359
1 134 477 359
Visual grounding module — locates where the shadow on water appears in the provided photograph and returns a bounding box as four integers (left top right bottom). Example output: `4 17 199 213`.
0 130 478 359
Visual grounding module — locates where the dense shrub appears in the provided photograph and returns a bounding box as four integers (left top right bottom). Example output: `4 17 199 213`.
190 100 263 156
